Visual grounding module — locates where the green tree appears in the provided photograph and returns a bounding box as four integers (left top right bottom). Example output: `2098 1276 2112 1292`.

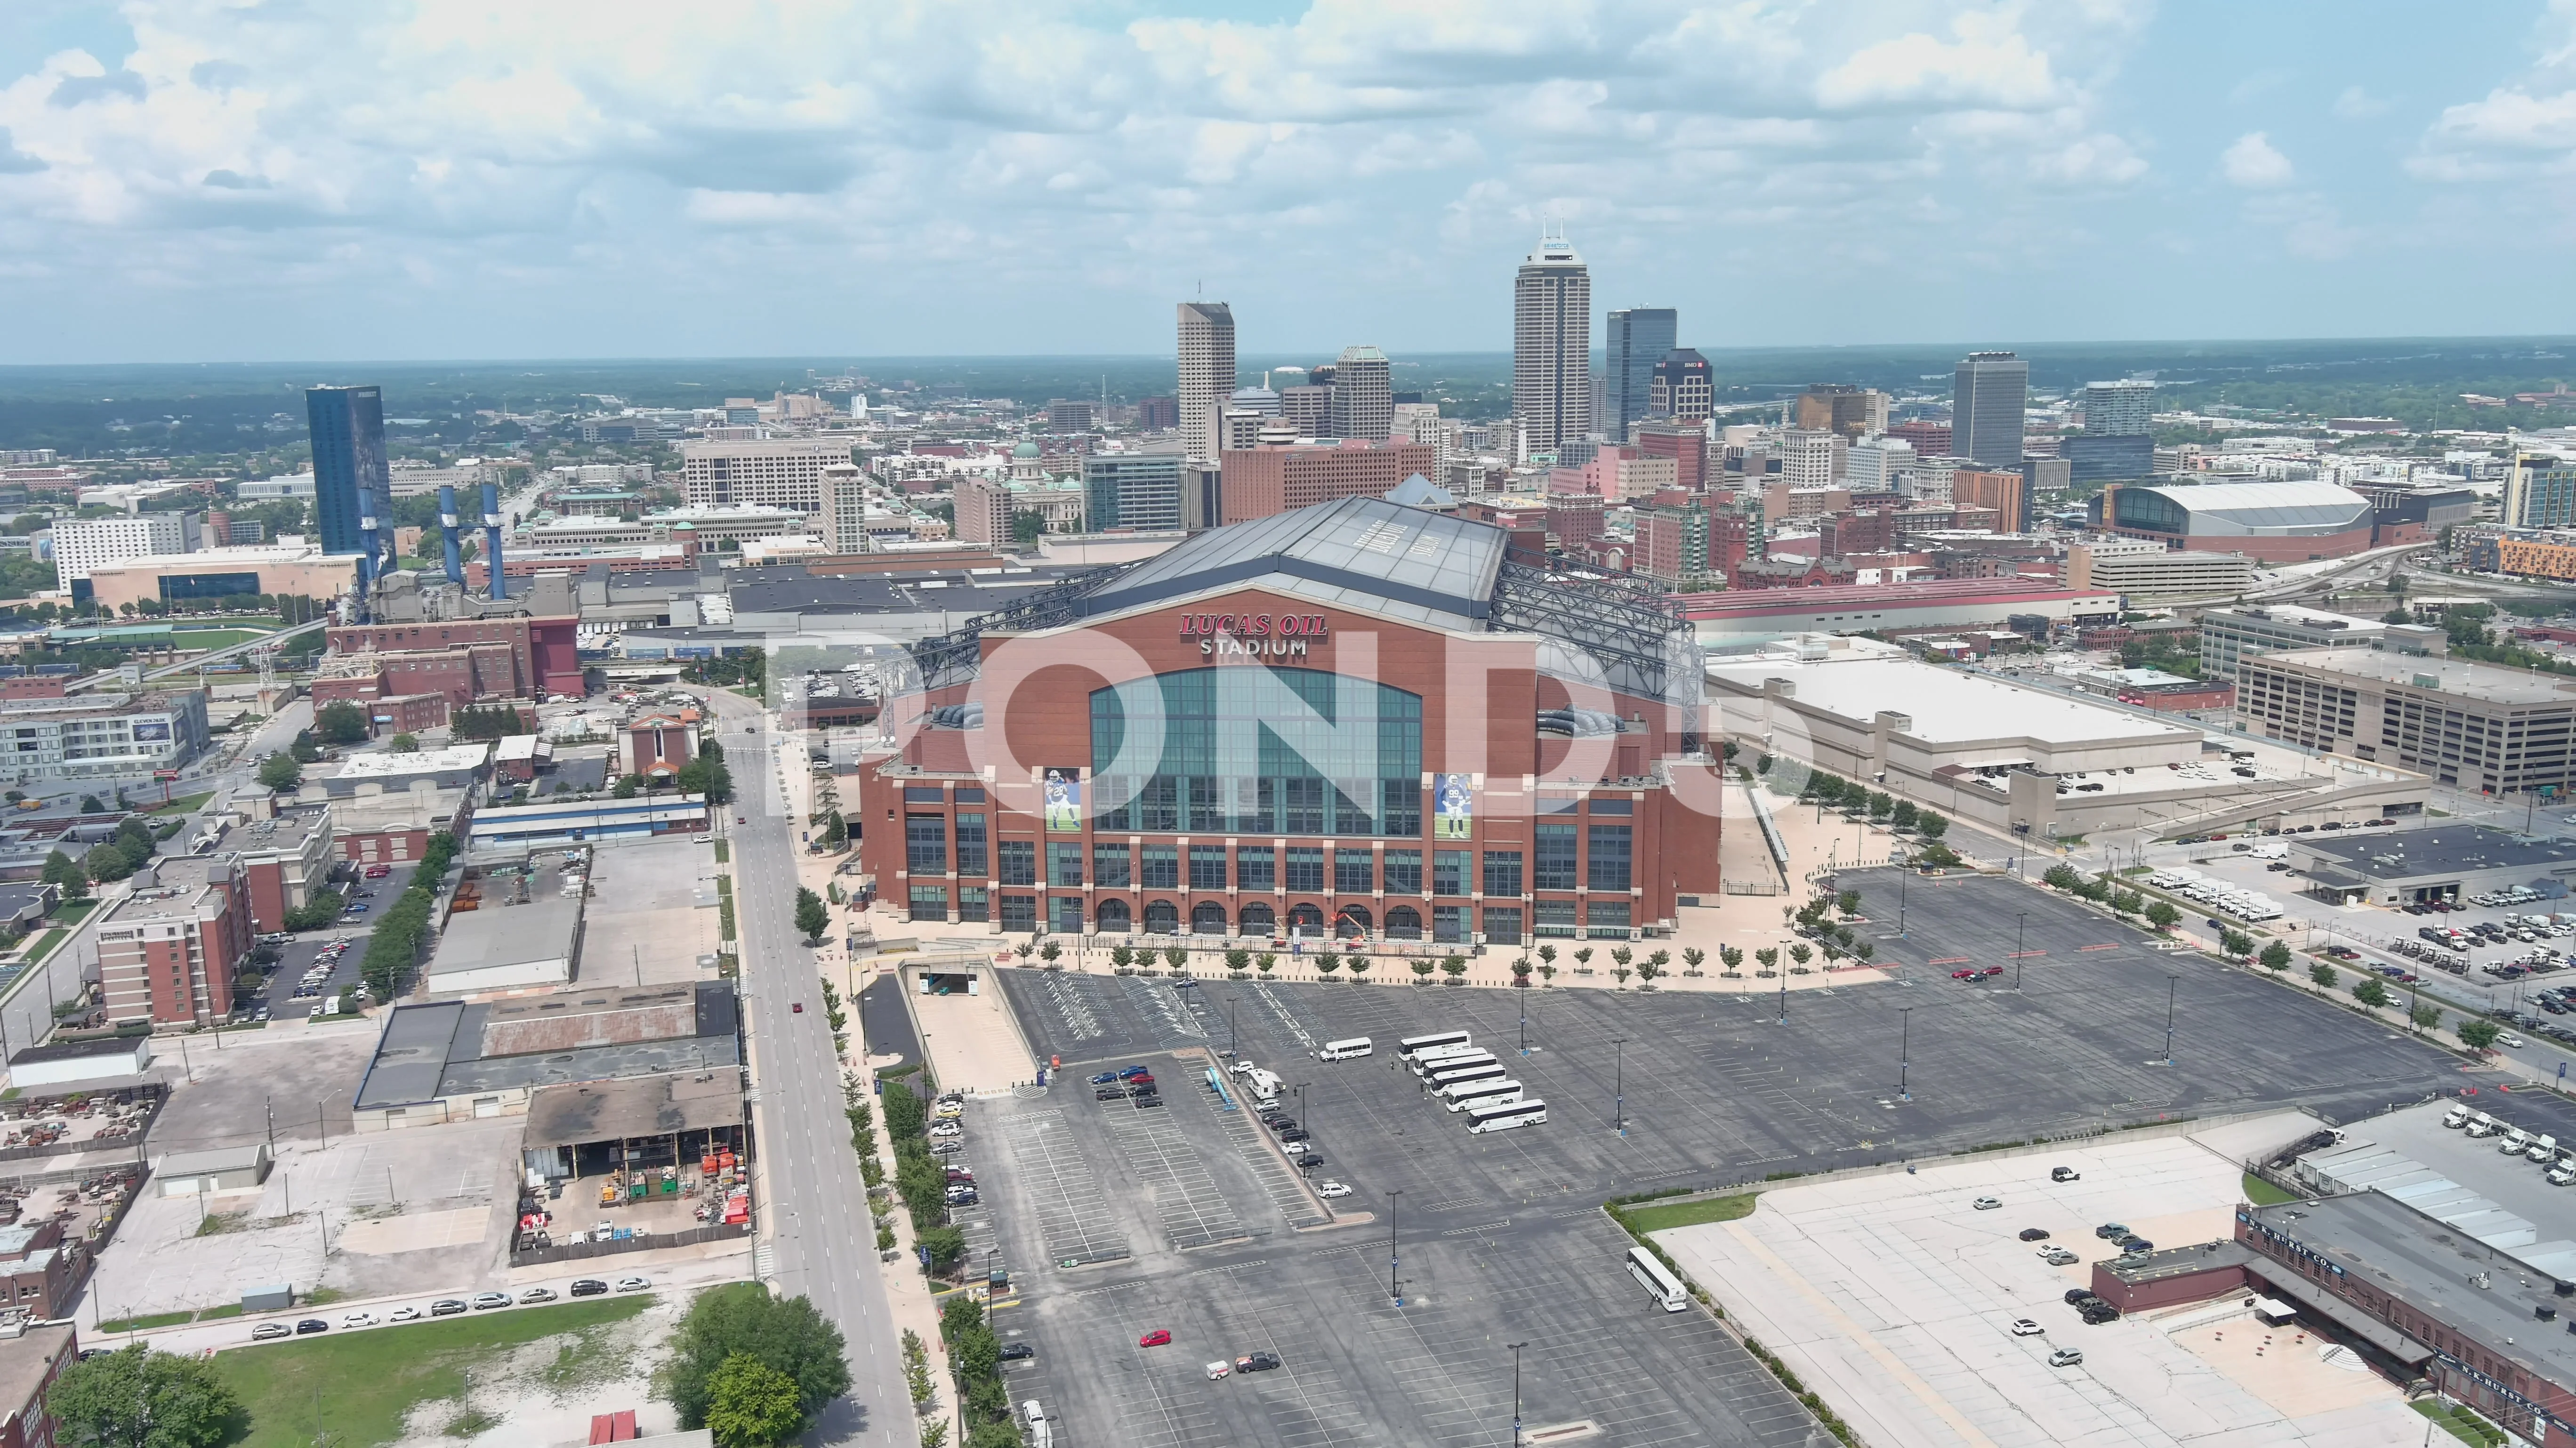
314 700 370 744
1440 953 1467 981
2457 1018 2501 1052
2219 929 2254 958
387 732 421 753
256 753 302 792
2042 863 2081 889
705 1353 806 1448
2144 900 2180 932
2309 962 2337 989
1915 812 1949 842
82 842 136 883
795 887 830 942
40 848 80 890
819 811 847 848
1409 957 1434 980
1916 841 1961 869
2353 977 2391 1008
1718 946 1742 972
2257 940 2293 971
614 773 643 798
1890 799 1918 829
46 1345 241 1448
77 794 105 815
1835 890 1861 917
917 1225 966 1272
2409 1001 2441 1032
1754 947 1778 972
664 1285 852 1434
290 730 322 763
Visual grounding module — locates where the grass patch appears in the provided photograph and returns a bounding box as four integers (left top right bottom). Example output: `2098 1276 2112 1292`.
2412 1399 2505 1447
196 1210 251 1237
209 1295 650 1448
2242 1173 2299 1206
53 899 97 923
713 840 729 864
99 1310 194 1333
149 791 216 816
197 1303 243 1320
302 1287 347 1307
17 929 67 964
1614 1194 1758 1233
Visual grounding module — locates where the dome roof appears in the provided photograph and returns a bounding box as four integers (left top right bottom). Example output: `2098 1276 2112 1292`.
1012 441 1042 458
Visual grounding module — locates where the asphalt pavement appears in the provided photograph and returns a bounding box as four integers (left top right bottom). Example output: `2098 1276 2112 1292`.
706 689 912 1444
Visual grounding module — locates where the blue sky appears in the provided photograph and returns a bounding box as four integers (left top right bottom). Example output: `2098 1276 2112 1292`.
0 1 2571 362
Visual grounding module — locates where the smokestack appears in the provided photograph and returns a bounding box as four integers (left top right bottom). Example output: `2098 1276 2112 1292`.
437 485 466 585
481 481 509 600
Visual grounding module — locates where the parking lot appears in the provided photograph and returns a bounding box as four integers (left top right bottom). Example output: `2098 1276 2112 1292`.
242 860 420 1022
963 870 2467 1447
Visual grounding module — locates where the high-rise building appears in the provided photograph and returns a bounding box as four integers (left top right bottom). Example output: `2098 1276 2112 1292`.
1648 349 1714 422
1605 308 1677 439
1279 385 1333 438
306 385 390 559
1329 346 1393 442
1952 352 2029 468
2504 451 2576 530
1137 396 1179 431
1084 453 1184 534
1844 437 1915 494
955 475 1015 546
1227 385 1280 417
821 465 871 553
1634 504 1712 584
1951 468 2031 532
1176 301 1237 464
1512 227 1591 460
97 853 252 1029
680 438 852 515
52 513 202 595
1780 430 1841 490
1795 385 1891 440
2080 379 2156 436
1046 399 1098 432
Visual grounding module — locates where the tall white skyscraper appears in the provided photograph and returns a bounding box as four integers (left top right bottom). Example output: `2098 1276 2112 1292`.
1328 345 1393 442
2080 379 2156 435
1513 227 1591 461
1177 301 1237 464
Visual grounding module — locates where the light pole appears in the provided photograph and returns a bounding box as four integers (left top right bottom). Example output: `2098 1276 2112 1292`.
1226 998 1237 1060
2013 912 2028 992
1386 1189 1403 1306
1296 1084 1312 1175
1509 1339 1529 1446
2164 973 2180 1066
1611 1038 1626 1137
1897 1007 1912 1101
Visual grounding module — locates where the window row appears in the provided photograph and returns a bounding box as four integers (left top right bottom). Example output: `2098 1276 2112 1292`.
914 830 1632 895
909 890 1539 943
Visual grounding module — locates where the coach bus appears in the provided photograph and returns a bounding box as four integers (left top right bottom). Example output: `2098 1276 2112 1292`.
1465 1098 1547 1134
1626 1246 1690 1312
1441 1078 1523 1112
1397 1030 1473 1061
1409 1044 1490 1078
1422 1053 1500 1085
1316 1037 1374 1061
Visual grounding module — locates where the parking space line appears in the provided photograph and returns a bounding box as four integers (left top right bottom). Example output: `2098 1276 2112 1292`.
998 1110 1130 1267
1198 1081 1328 1230
1103 1104 1249 1251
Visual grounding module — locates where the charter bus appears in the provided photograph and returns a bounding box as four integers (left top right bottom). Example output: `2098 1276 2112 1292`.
1465 1098 1547 1134
1397 1030 1473 1061
1426 1059 1505 1089
1423 1054 1501 1086
1441 1078 1524 1112
1409 1044 1489 1077
1626 1246 1690 1312
1316 1037 1374 1061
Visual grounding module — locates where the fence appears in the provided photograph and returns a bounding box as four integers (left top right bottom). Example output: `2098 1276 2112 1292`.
0 1083 167 1166
508 1219 750 1268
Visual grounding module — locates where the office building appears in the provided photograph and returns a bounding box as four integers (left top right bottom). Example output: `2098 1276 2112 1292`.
1632 420 1708 493
679 438 851 515
1137 396 1178 432
1328 346 1393 442
1083 453 1184 534
237 471 316 502
2101 480 2376 562
81 543 355 615
2060 544 2254 602
1950 468 2030 532
1046 399 1097 432
97 854 253 1028
955 475 1015 547
50 513 202 595
2193 603 2389 677
820 465 871 553
306 384 390 559
2063 433 2156 483
2080 379 2156 435
2237 647 2576 789
1780 430 1840 490
865 495 1720 940
0 691 209 784
1951 352 2029 468
1226 385 1280 418
2504 452 2576 531
1604 308 1677 439
1216 439 1437 523
1177 301 1237 464
1279 385 1333 438
1844 437 1915 493
1512 227 1592 460
1794 385 1890 439
1648 349 1713 422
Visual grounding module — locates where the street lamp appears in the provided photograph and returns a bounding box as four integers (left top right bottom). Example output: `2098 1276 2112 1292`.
1611 1038 1626 1137
2164 973 2180 1066
1509 1340 1529 1446
1897 1007 1913 1102
1296 1084 1312 1175
1386 1189 1403 1306
2013 912 2028 992
1226 998 1237 1060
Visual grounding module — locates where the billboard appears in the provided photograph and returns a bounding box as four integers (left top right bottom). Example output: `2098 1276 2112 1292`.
1433 773 1473 840
131 719 171 742
1043 769 1083 833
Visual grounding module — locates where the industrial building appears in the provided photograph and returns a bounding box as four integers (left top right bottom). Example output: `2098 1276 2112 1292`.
1681 578 2122 647
423 852 588 994
2235 647 2576 791
352 980 741 1132
2293 824 2576 905
314 616 586 708
862 494 1722 943
2101 480 2378 562
463 794 707 850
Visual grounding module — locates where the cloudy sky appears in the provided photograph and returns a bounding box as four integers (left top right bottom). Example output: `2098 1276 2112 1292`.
2 0 2573 362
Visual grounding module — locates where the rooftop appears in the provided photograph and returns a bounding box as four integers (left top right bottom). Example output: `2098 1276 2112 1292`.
8 1035 148 1067
523 1068 744 1149
2294 823 2576 883
2200 603 2388 633
2260 646 2576 706
353 981 741 1110
1677 576 2117 618
329 743 493 780
1076 494 1508 632
1704 655 2198 748
0 1325 76 1414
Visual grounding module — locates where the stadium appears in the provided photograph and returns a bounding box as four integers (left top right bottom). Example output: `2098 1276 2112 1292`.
2100 479 2377 562
851 495 1724 946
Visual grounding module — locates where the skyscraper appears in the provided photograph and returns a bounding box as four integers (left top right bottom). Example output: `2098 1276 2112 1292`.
1176 302 1236 464
1605 307 1677 439
1513 227 1591 461
1952 351 2029 468
1648 349 1713 422
1328 345 1393 442
306 385 389 566
2079 379 2156 435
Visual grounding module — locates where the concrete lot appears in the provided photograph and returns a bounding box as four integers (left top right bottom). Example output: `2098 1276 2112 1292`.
1657 1117 2426 1448
574 837 722 988
971 869 2474 1448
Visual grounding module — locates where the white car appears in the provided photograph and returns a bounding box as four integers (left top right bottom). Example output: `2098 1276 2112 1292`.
1315 1181 1353 1199
2039 1247 2080 1265
928 1122 963 1139
2009 1318 2045 1336
1972 1196 2002 1210
340 1311 378 1328
614 1276 652 1292
1228 1060 1256 1077
388 1305 422 1322
2500 1033 2528 1049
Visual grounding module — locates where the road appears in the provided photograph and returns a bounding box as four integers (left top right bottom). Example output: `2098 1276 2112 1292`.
703 686 912 1445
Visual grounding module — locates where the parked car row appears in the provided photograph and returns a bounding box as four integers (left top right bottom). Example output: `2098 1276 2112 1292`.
2448 1105 2576 1186
245 1278 650 1341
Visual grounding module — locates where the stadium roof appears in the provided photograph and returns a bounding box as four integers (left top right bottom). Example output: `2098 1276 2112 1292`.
2121 480 2372 536
1079 496 1506 631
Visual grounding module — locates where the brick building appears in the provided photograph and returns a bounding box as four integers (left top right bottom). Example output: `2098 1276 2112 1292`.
621 713 700 782
224 811 335 934
1216 439 1437 523
0 1321 75 1448
314 616 585 707
97 857 253 1027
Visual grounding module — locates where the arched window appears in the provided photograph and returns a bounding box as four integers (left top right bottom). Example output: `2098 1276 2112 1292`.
1335 905 1372 939
1143 900 1180 934
1239 902 1276 935
1095 898 1133 933
1191 901 1229 935
1287 902 1325 937
1385 906 1422 941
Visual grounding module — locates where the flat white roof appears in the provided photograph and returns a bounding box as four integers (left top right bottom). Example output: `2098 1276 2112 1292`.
1707 657 2199 748
332 743 492 778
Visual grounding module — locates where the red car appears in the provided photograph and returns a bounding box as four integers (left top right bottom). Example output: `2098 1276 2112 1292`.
1138 1329 1171 1348
1951 968 1978 981
1979 966 2004 980
363 865 391 879
791 1003 804 1014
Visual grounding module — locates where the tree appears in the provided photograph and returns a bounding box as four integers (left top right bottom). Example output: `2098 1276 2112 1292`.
40 849 80 890
2409 1001 2441 1032
1754 947 1778 972
1162 945 1186 973
77 794 105 815
2144 901 2181 932
1835 890 1861 917
314 700 370 744
2219 929 2254 958
1682 947 1706 974
1788 943 1812 967
82 842 136 883
2457 1018 2501 1052
1719 946 1743 973
1916 842 1961 869
795 887 830 942
1891 800 1918 829
1224 947 1250 975
2042 863 2080 890
47 1345 241 1448
1409 957 1434 980
819 811 847 849
2309 962 2337 989
1440 953 1467 981
1915 812 1949 842
2352 977 2391 1009
614 773 643 798
256 753 302 792
2257 940 2293 971
387 732 421 753
1347 955 1370 980
917 1225 966 1272
705 1353 806 1448
665 1284 851 1434
290 729 322 763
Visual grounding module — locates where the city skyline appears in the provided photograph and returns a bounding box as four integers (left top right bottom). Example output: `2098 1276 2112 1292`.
0 2 2571 362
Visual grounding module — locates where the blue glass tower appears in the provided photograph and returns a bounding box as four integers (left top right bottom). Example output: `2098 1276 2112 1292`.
306 385 388 558
1604 308 1676 442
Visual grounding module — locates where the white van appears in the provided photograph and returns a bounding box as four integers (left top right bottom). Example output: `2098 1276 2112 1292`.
1317 1038 1374 1062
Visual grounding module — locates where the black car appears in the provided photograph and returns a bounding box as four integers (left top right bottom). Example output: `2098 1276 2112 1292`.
1240 1351 1283 1372
1267 1117 1297 1133
1095 1088 1127 1101
570 1279 609 1297
2018 1228 2051 1242
1293 1151 1323 1168
2118 1236 2153 1254
2092 1223 2131 1240
2063 1288 2098 1306
1134 1095 1165 1109
295 1319 329 1335
1000 1342 1035 1361
1277 1128 1310 1143
1128 1083 1159 1098
2080 1303 2122 1324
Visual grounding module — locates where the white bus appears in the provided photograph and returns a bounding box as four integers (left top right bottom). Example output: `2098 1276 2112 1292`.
1465 1098 1547 1134
1409 1044 1489 1077
1441 1078 1523 1112
1316 1037 1374 1062
1626 1246 1690 1312
1423 1054 1500 1085
1426 1060 1505 1089
1398 1030 1473 1061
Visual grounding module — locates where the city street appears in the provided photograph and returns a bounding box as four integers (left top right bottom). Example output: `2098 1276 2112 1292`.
703 687 913 1445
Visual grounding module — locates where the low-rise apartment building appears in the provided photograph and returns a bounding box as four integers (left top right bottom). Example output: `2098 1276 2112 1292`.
2236 646 2576 791
97 857 254 1027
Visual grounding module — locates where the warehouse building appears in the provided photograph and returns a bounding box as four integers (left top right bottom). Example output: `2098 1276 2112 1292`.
352 980 740 1130
2236 647 2576 792
2293 824 2576 906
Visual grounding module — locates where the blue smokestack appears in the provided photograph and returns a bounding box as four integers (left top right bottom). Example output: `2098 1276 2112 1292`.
438 484 466 585
481 482 508 600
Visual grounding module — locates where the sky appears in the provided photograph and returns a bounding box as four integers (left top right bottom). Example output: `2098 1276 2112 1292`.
1 0 2574 363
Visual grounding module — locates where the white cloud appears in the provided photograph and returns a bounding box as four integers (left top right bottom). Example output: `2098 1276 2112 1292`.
2331 85 2391 121
1815 12 2060 113
2221 131 2294 188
